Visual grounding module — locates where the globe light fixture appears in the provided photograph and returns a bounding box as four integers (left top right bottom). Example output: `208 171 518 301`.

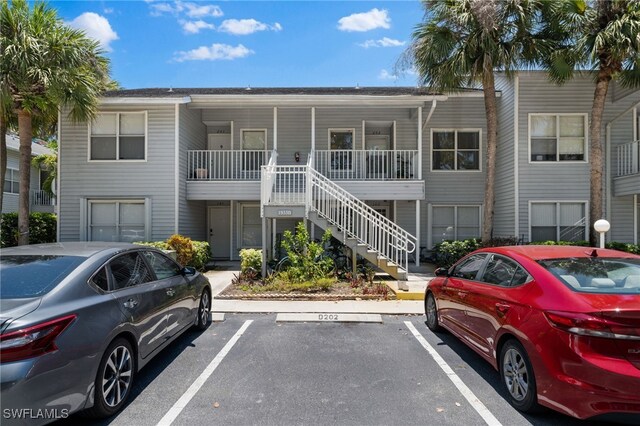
593 219 610 249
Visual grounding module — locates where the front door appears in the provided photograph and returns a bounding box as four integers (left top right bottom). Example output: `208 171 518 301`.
208 206 231 259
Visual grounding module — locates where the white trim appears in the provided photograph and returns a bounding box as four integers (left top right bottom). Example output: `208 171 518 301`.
527 113 589 164
188 94 452 108
514 76 520 238
415 200 420 266
56 109 61 241
238 203 261 249
240 128 268 151
88 111 148 162
328 128 356 150
230 201 234 260
527 200 589 242
311 108 316 151
361 121 365 150
100 96 191 105
634 194 638 245
86 198 148 242
174 104 180 234
273 107 278 151
429 128 483 172
417 107 423 179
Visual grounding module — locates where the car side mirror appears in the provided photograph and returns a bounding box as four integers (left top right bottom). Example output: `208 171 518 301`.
181 266 197 276
435 267 450 277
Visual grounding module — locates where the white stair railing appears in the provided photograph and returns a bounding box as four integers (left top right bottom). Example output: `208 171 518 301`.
306 153 416 273
260 151 278 216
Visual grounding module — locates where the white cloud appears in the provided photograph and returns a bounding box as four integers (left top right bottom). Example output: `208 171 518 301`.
180 19 215 34
174 43 254 61
359 37 405 48
183 2 223 18
67 13 118 52
103 8 114 14
218 19 282 35
150 2 179 16
378 69 397 80
338 8 390 32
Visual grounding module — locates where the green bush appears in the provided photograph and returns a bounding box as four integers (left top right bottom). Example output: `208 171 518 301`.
605 242 640 255
134 241 170 250
432 239 481 268
529 240 589 246
278 222 334 283
1 212 57 248
240 248 262 275
135 237 210 271
191 241 211 270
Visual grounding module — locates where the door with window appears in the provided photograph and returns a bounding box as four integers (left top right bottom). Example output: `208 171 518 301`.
241 129 266 178
329 129 354 179
366 135 390 178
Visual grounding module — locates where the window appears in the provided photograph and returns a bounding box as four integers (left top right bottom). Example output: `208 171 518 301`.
530 114 587 162
91 267 109 291
432 130 481 170
432 205 481 244
480 255 531 287
88 200 146 242
241 129 267 172
530 202 586 242
3 168 18 193
329 129 354 170
90 112 146 161
142 251 181 280
452 254 487 280
241 205 261 248
109 252 153 290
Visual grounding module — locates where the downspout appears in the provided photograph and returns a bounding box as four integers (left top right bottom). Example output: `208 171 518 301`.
56 109 61 242
514 76 519 239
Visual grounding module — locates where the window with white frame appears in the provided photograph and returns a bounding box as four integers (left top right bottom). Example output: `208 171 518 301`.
240 205 261 248
432 205 481 243
329 129 354 170
530 114 587 162
90 112 146 161
530 202 586 242
240 129 267 172
432 130 481 170
88 200 146 242
3 168 19 193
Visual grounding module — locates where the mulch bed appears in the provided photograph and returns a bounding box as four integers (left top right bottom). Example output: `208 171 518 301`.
215 281 396 301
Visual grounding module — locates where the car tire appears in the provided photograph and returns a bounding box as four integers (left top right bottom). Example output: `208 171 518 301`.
499 339 540 413
425 292 442 332
86 338 135 418
194 289 211 330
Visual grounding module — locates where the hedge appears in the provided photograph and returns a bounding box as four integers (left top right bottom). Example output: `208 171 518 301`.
0 212 57 248
135 235 211 271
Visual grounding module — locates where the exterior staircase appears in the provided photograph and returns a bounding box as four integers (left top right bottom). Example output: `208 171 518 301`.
261 153 416 281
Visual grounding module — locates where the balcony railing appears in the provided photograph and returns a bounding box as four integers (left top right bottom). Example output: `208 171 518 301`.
30 189 54 206
313 150 419 180
187 150 270 180
616 140 639 177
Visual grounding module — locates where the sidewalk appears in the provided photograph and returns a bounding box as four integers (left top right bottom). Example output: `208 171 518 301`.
205 261 433 315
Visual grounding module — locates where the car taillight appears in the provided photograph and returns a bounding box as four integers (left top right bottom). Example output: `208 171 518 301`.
544 311 640 341
0 315 76 363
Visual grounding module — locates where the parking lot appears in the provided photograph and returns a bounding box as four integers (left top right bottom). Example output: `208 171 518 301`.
53 313 625 426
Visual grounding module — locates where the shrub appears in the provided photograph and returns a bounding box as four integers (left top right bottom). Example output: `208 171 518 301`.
1 212 57 247
606 242 640 255
191 241 211 270
278 222 334 283
166 234 194 266
481 237 519 248
529 240 589 246
240 248 262 275
432 239 481 268
134 241 170 250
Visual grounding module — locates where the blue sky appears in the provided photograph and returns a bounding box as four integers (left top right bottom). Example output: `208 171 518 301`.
51 1 424 89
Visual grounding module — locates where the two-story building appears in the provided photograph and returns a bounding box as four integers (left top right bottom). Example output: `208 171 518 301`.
57 72 640 279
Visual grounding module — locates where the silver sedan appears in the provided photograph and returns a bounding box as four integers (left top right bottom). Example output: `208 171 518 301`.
0 242 212 425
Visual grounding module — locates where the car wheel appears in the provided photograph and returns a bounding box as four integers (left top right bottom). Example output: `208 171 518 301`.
425 292 442 332
87 338 135 418
500 339 539 413
194 289 211 330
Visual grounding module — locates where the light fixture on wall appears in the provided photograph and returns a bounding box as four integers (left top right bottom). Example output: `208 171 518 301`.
294 152 300 162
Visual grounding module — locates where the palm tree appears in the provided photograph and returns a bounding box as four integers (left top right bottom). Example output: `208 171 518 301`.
400 0 558 242
542 0 640 245
0 0 112 245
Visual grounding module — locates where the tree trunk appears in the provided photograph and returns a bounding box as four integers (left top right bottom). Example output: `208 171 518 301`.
588 70 610 246
481 69 498 242
0 117 7 214
17 109 32 245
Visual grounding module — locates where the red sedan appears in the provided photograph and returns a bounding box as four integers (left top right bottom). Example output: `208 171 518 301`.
425 245 640 420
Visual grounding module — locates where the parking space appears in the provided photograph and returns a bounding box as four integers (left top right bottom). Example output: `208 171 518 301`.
59 315 609 426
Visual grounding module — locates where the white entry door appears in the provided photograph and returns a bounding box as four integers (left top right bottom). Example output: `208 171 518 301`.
208 206 231 259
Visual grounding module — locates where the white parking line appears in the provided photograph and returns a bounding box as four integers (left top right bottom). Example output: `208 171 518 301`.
157 320 253 426
404 321 503 426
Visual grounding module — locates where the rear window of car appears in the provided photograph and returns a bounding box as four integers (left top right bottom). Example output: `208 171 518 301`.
537 257 640 294
0 255 86 298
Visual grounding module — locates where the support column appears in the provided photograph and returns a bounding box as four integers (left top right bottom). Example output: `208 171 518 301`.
311 107 316 151
418 106 423 180
273 107 278 151
261 216 267 277
272 218 277 259
416 200 421 267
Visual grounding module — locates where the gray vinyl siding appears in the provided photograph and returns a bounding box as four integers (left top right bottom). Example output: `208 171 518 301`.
609 195 635 242
493 75 516 237
276 108 312 165
201 108 274 150
179 105 206 240
58 105 176 241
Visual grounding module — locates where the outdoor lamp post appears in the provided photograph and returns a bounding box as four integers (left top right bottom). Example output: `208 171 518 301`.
593 219 610 249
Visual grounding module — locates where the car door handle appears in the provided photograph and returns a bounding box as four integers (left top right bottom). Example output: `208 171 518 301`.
166 289 176 297
495 303 511 317
123 299 138 309
457 291 468 299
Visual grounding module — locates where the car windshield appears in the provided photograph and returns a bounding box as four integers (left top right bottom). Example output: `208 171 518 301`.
0 255 86 298
537 257 640 294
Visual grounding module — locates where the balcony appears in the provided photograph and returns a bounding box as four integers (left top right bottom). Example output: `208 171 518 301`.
614 141 640 196
30 189 55 213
